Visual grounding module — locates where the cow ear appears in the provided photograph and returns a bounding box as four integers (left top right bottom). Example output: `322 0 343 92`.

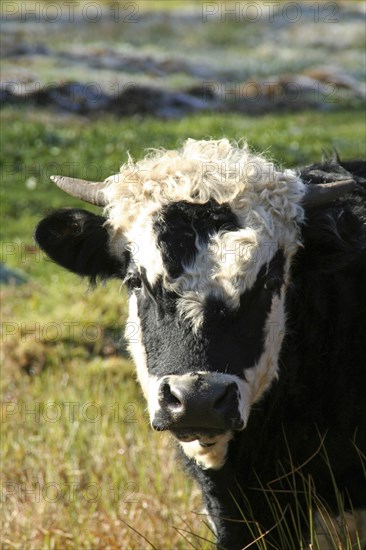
35 208 128 282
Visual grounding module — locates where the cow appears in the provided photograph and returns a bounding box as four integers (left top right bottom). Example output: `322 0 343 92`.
35 139 366 548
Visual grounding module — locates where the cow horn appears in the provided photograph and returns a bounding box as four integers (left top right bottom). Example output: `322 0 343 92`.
303 179 356 207
50 175 108 207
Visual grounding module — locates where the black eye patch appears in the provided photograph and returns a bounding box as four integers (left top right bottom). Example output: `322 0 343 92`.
154 200 239 278
264 277 282 292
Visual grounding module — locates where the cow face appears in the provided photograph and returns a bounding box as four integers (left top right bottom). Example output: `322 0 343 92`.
36 139 306 469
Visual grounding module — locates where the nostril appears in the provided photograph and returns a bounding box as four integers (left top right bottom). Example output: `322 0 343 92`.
160 382 183 409
151 421 164 431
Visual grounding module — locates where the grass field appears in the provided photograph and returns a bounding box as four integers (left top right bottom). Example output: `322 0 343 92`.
1 106 365 549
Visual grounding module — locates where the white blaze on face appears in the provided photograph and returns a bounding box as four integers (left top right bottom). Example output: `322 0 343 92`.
126 293 164 422
126 293 149 400
126 208 166 287
245 285 287 406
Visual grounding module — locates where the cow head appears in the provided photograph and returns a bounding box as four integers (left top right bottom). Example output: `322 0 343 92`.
35 139 355 469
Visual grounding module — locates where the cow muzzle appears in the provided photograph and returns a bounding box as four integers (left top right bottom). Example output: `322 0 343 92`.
151 373 243 441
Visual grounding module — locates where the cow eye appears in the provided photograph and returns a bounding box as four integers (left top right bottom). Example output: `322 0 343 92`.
125 273 142 290
264 277 282 292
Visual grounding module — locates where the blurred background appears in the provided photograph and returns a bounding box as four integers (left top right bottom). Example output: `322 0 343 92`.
1 1 365 548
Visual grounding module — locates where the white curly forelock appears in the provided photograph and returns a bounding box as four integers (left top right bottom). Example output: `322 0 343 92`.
105 138 305 221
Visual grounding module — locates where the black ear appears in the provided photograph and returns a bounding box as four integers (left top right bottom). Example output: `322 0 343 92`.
35 208 128 282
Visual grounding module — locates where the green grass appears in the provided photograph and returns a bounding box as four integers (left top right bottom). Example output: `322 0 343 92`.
1 105 365 549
